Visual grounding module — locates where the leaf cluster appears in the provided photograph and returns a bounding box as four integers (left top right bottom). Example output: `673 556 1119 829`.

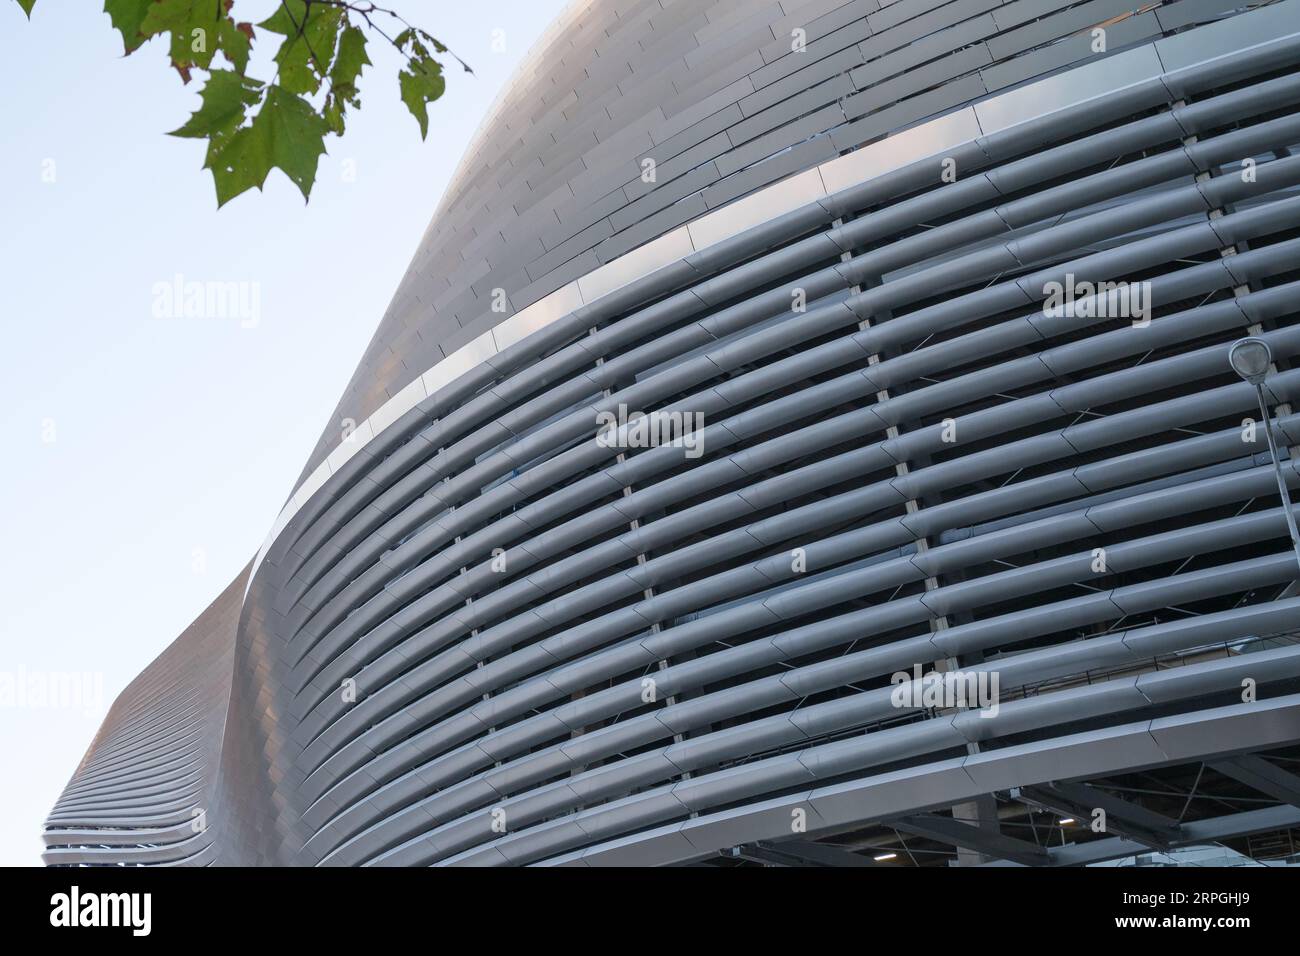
15 0 469 205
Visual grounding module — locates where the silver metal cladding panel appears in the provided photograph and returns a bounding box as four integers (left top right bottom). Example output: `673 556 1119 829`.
295 0 1268 480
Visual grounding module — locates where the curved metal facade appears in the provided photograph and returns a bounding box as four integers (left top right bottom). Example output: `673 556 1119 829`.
46 0 1300 867
43 570 246 866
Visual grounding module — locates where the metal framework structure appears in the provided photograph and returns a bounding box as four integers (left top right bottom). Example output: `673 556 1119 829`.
45 0 1300 866
721 747 1300 866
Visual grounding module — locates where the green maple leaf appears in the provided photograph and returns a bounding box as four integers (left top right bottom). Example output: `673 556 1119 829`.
103 0 154 54
16 0 36 17
393 27 449 139
259 0 342 96
218 18 254 75
140 0 228 77
256 86 330 199
205 124 269 207
206 85 328 206
394 28 449 58
399 57 445 140
257 0 309 35
108 0 249 81
170 69 262 143
394 28 424 55
323 25 370 134
330 25 370 97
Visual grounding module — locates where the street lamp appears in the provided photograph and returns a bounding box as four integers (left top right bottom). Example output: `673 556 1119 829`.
1229 337 1300 571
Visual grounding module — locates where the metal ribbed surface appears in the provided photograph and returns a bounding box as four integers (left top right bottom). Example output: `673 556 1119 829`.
302 0 1250 478
48 0 1300 866
42 570 245 866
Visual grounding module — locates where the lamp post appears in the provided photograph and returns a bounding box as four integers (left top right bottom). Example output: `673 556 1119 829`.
1229 337 1300 571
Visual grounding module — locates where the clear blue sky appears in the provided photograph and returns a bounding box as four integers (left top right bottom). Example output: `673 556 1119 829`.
0 0 569 866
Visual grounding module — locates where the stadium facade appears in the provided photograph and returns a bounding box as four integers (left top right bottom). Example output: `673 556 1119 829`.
45 0 1300 867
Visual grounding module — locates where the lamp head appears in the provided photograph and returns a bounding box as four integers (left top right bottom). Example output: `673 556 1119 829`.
1229 337 1272 386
